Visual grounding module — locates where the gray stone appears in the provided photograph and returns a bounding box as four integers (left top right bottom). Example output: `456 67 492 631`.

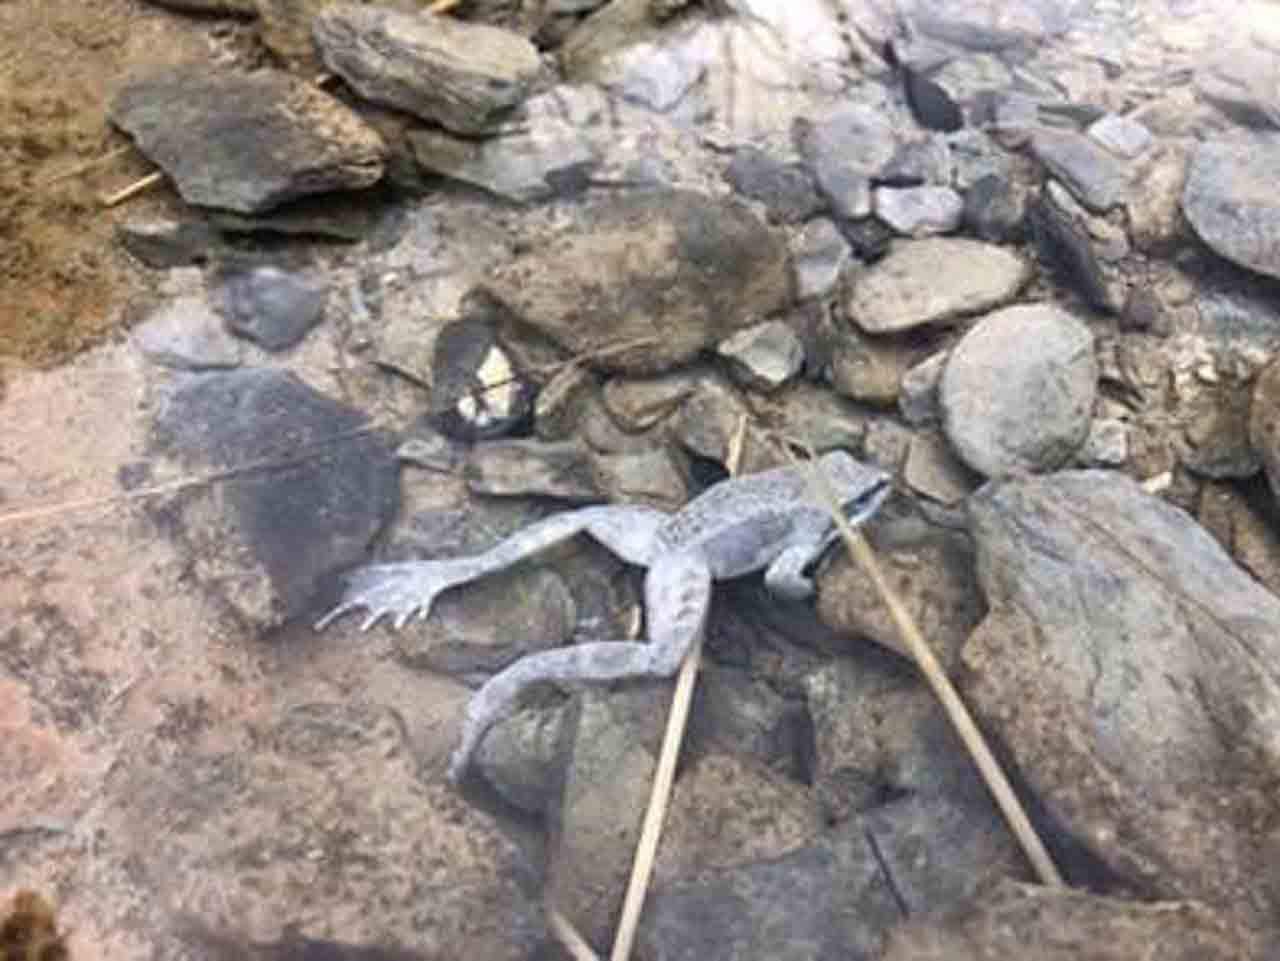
562 0 855 146
110 64 385 213
827 332 928 408
149 369 398 629
724 146 824 224
409 87 598 203
1087 113 1154 159
655 753 823 882
121 702 545 961
717 320 805 392
133 295 241 370
588 446 690 512
548 686 665 947
1079 417 1129 467
863 418 913 474
209 190 395 242
794 105 897 220
881 880 1255 961
817 514 984 670
686 667 808 778
964 470 1280 943
790 218 852 301
480 189 791 375
879 135 953 186
463 439 600 501
667 372 753 463
394 565 576 679
1196 43 1280 130
1183 137 1280 280
940 304 1097 477
1031 130 1132 213
559 0 695 112
909 0 1074 50
116 217 218 268
864 792 1027 915
602 369 703 431
899 351 948 426
217 264 328 351
1194 285 1280 358
312 4 542 134
741 382 868 459
873 185 964 236
370 273 474 387
475 703 571 815
1026 193 1117 315
636 822 901 961
534 364 604 442
844 238 1031 334
396 431 462 473
903 429 980 505
962 173 1027 244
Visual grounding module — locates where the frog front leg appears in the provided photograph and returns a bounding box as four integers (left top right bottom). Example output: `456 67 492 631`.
449 549 712 781
317 505 670 631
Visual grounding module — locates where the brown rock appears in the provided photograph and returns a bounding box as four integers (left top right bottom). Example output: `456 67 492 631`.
963 470 1280 942
313 4 542 134
480 190 792 375
817 514 984 671
110 64 386 213
881 880 1257 961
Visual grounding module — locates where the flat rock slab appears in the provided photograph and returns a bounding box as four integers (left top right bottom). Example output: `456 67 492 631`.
844 237 1031 334
940 303 1096 477
111 64 385 213
1183 136 1280 280
636 821 902 961
150 368 398 630
881 880 1256 961
963 470 1280 942
110 702 545 959
313 4 542 134
480 189 792 375
408 90 598 202
1031 130 1132 213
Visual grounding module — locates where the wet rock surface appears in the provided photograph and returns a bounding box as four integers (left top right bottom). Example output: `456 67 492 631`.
149 367 399 630
844 237 1032 334
1183 136 1280 280
313 4 543 135
940 304 1097 477
479 189 792 374
110 63 386 213
963 470 1280 944
13 1 1280 958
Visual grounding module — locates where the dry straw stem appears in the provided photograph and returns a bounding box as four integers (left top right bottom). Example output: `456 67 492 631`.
795 445 1064 888
607 416 750 961
100 170 164 207
547 904 603 961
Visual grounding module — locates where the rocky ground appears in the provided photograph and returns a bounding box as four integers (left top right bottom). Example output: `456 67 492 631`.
3 0 1280 959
